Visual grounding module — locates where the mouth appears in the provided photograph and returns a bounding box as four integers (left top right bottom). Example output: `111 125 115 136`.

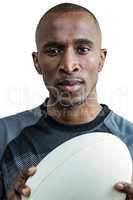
56 78 84 92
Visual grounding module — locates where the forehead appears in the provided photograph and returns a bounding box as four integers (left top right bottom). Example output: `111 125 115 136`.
36 11 101 49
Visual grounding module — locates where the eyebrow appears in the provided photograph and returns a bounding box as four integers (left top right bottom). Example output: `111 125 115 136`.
75 39 94 46
41 38 94 49
41 42 64 49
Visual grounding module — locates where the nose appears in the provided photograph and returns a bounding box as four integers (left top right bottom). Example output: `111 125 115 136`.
58 47 80 74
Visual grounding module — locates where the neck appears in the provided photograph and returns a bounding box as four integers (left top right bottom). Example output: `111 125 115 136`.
47 90 102 125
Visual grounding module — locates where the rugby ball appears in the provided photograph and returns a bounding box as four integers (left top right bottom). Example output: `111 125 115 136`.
23 132 132 200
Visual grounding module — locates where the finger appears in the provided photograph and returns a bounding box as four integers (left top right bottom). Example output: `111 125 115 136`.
15 184 31 197
26 166 37 177
20 166 37 181
21 185 31 197
13 166 37 196
115 182 133 195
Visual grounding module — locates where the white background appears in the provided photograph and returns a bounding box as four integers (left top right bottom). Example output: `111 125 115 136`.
0 0 133 121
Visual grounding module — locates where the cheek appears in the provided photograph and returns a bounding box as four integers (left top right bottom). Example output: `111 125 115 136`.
87 55 99 70
38 53 60 69
82 55 100 77
81 55 100 90
38 55 59 81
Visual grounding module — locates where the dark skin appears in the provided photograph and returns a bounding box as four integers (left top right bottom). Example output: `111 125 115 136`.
7 11 133 200
33 11 106 124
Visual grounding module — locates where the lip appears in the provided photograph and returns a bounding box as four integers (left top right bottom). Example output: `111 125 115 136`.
56 78 84 86
56 78 84 92
60 83 82 92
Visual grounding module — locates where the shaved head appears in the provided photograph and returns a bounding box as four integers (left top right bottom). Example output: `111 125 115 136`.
32 2 107 111
35 3 102 49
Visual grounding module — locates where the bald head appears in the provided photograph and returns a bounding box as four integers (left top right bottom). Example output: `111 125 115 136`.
35 3 102 49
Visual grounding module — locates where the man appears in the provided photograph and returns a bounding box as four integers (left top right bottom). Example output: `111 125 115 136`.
1 2 133 200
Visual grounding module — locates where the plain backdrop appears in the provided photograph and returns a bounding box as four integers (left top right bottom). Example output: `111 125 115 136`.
0 0 133 121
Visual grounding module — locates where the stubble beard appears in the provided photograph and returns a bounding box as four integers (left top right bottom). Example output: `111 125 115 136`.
47 79 98 110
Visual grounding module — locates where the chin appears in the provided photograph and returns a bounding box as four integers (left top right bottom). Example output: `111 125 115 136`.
58 95 87 108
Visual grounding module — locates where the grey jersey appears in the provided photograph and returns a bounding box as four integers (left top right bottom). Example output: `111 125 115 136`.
0 103 44 160
0 100 133 199
1 101 133 160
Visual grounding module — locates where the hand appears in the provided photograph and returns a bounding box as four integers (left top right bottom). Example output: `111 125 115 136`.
7 166 37 200
115 181 133 200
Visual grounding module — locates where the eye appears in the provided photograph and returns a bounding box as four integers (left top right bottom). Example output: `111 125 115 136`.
77 47 90 55
46 48 63 57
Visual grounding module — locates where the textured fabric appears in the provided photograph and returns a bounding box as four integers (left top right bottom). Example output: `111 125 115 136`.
0 103 45 160
0 100 133 199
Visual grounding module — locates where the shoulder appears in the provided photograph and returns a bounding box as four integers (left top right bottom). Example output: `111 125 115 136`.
104 110 133 137
0 104 44 159
104 109 133 156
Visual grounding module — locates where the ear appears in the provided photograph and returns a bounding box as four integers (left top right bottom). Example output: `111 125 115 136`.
98 48 107 72
32 52 42 75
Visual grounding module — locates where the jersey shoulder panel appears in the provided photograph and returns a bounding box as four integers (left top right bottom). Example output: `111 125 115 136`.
104 111 133 158
0 104 44 159
104 111 133 138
